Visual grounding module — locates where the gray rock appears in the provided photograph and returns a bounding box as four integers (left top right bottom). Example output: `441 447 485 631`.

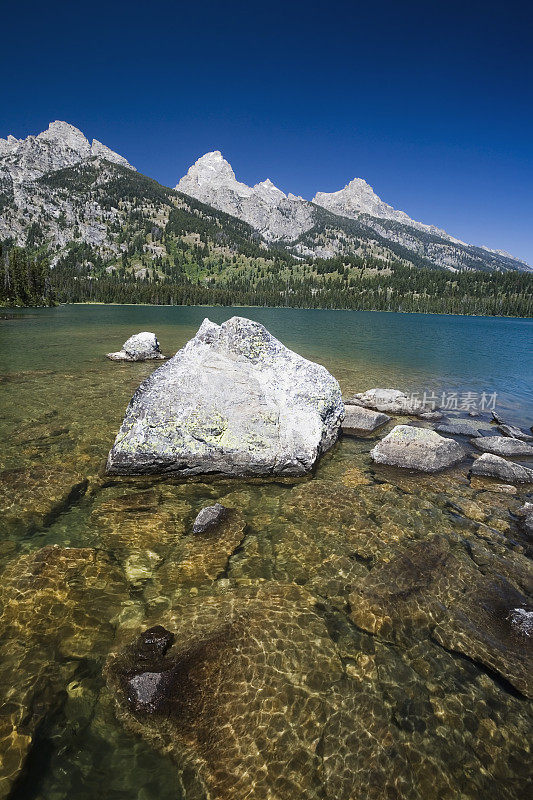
498 424 533 441
417 410 444 421
509 608 533 637
348 388 421 414
436 419 492 437
107 331 165 362
192 503 227 534
516 502 533 534
126 671 172 713
106 316 344 477
470 453 533 483
370 425 465 472
472 436 533 457
341 404 390 434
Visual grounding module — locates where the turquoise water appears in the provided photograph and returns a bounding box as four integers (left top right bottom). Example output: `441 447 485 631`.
0 305 531 800
1 305 532 424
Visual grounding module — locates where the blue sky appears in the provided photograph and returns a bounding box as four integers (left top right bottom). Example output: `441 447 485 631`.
1 0 532 263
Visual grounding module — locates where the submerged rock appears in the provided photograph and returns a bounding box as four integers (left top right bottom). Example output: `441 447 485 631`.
106 331 165 362
470 453 533 483
516 502 533 534
498 423 533 441
106 316 344 476
348 387 420 414
192 503 227 534
418 410 444 421
472 436 533 457
106 583 463 800
0 546 128 797
370 425 465 472
341 404 390 434
349 537 533 698
436 419 492 437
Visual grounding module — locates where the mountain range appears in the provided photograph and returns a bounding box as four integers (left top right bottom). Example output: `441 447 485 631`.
0 121 530 276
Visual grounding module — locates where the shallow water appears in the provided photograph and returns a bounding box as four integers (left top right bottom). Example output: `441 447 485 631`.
0 305 531 800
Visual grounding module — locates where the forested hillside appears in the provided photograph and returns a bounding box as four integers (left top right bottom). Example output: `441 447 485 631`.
2 241 532 316
1 156 532 316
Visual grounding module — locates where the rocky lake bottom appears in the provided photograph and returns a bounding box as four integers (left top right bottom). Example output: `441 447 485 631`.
0 305 531 800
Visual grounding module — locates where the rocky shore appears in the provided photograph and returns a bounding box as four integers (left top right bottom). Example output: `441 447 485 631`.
0 316 531 800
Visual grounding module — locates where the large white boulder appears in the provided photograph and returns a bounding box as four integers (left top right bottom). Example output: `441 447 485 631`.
106 316 344 476
107 332 164 362
370 425 465 472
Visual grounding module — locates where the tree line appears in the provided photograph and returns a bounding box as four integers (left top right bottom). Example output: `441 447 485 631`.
1 242 532 317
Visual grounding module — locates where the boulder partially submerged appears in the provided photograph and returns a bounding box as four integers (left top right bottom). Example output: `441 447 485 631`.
436 419 492 437
341 404 390 434
348 388 420 414
498 423 533 441
107 332 165 362
370 425 465 472
106 316 344 476
472 436 533 457
470 453 533 483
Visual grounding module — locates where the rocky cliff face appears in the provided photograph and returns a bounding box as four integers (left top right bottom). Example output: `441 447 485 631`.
176 151 314 242
176 152 530 272
0 122 529 274
0 121 134 189
313 178 461 243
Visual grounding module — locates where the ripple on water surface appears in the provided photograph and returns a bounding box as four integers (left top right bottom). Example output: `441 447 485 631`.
0 305 531 800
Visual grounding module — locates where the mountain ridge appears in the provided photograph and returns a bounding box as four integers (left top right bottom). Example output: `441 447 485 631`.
0 121 530 274
175 149 530 271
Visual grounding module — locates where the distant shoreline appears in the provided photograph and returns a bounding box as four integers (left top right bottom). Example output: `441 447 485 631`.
61 302 530 320
2 301 531 320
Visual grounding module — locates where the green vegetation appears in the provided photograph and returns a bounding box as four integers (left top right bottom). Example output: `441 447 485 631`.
0 243 55 307
1 160 531 316
3 241 529 316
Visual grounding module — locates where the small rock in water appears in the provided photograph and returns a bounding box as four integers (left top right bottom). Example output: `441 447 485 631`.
192 503 228 534
516 502 533 534
470 453 533 483
509 608 533 637
107 331 165 362
347 388 421 414
472 436 533 457
417 410 443 421
341 404 390 434
492 483 518 495
137 625 175 658
436 419 492 437
498 423 533 442
370 425 465 472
